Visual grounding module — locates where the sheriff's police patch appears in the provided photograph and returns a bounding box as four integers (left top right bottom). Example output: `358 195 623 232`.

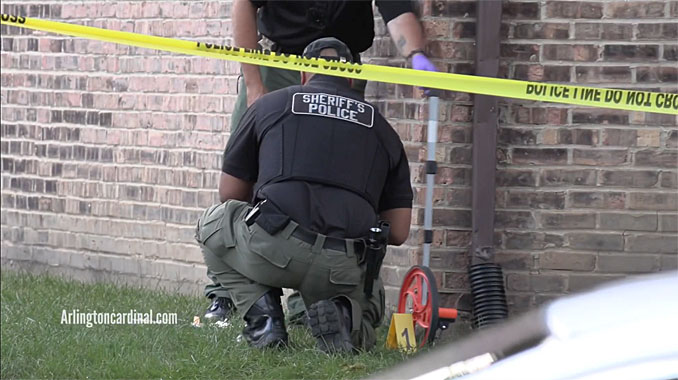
292 93 374 128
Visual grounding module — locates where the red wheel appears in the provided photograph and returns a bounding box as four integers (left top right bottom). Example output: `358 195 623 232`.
397 265 439 347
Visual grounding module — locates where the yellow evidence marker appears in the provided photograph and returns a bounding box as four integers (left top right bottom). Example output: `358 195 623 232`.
386 313 417 352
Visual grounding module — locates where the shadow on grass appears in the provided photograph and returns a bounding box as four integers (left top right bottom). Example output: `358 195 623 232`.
0 270 418 379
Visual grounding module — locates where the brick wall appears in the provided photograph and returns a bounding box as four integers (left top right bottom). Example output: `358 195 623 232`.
1 1 235 293
1 1 676 314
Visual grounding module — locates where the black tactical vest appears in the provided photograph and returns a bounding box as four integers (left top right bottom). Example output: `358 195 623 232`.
254 85 393 211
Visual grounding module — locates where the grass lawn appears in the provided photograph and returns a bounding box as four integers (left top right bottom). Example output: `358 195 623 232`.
0 271 417 379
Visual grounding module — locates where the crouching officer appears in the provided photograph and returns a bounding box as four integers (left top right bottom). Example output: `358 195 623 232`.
195 37 413 352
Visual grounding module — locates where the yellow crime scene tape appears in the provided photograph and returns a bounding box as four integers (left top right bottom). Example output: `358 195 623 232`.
1 14 677 115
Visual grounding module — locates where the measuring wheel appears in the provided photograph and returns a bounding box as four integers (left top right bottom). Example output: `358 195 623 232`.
397 265 440 347
397 97 458 347
397 265 459 347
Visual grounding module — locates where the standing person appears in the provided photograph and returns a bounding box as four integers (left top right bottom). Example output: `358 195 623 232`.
203 0 435 324
196 38 413 351
231 0 437 127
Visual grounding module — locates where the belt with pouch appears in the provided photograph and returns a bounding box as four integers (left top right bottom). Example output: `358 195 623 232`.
260 36 362 64
245 200 366 255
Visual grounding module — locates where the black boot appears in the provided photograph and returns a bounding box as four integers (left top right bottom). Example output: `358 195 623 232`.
243 290 288 349
308 298 354 353
204 296 235 322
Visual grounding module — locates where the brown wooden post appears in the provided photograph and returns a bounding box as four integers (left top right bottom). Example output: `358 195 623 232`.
471 0 503 265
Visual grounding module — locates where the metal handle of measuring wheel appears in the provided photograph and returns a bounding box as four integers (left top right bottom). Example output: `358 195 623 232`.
422 95 439 268
421 95 439 305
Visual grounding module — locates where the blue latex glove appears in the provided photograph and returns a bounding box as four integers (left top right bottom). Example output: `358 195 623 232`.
411 53 437 96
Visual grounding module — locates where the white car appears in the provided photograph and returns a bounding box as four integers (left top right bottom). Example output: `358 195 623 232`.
373 271 678 380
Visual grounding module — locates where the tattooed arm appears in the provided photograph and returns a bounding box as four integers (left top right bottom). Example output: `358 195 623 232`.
386 11 437 91
386 12 427 59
